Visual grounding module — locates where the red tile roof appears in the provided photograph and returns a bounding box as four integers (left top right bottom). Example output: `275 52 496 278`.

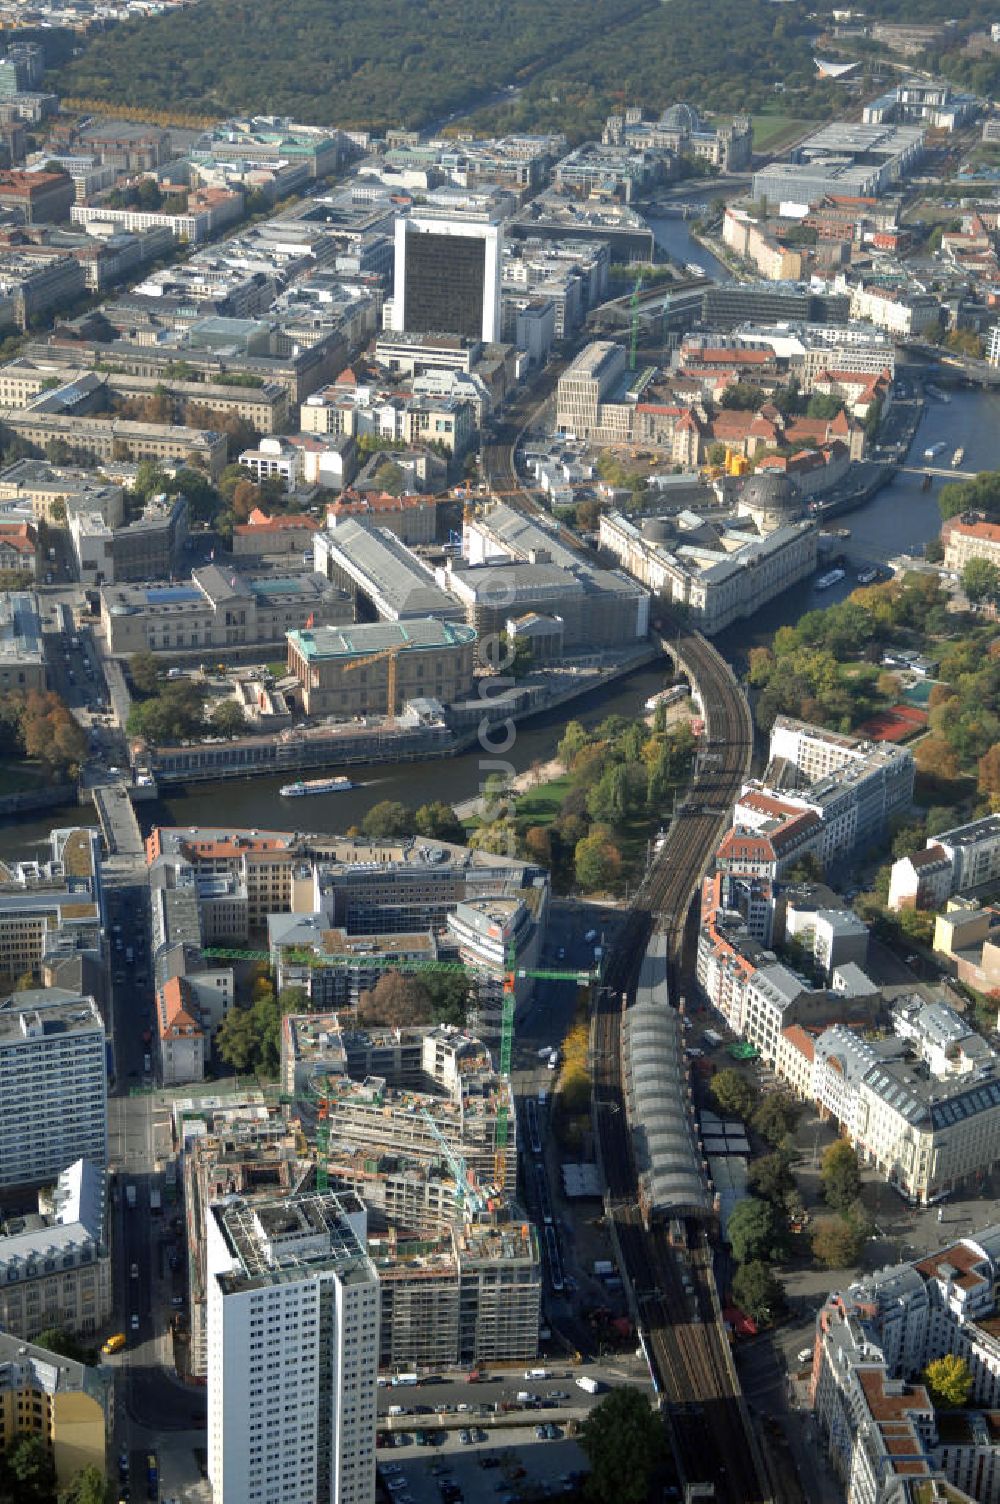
330 492 434 515
0 522 35 555
236 508 319 534
158 976 202 1040
951 519 1000 543
716 829 774 864
908 843 948 870
782 1023 816 1062
915 1242 989 1292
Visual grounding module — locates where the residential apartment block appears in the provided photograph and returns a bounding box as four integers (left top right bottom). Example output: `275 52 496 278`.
0 1327 110 1488
809 1227 1000 1504
0 990 107 1189
748 717 915 865
888 815 1000 912
942 513 1000 573
206 1190 379 1504
0 1159 111 1341
699 873 1000 1201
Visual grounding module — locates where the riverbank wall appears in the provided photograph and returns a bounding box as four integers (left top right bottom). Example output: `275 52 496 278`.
0 783 76 817
142 644 662 788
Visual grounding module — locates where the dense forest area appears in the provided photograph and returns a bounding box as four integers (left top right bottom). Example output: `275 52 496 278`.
54 0 827 135
464 0 838 141
55 0 656 129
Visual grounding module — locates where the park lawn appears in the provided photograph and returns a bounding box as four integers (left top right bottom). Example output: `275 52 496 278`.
751 114 817 153
512 774 572 831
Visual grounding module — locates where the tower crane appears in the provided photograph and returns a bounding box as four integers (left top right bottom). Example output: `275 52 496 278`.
206 946 601 1191
340 642 402 720
419 1108 488 1217
629 266 645 372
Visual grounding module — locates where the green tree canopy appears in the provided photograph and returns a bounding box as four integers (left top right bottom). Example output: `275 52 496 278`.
58 1464 112 1504
732 1260 784 1323
423 971 471 1027
557 719 588 769
747 1149 796 1206
33 1328 91 1364
727 1196 781 1265
0 1433 57 1504
750 1092 801 1147
413 800 464 843
579 1387 667 1504
215 1005 259 1074
720 381 766 411
574 828 622 891
129 649 161 698
358 971 432 1028
962 557 1000 605
821 1140 862 1214
209 700 246 737
362 800 413 839
710 1067 759 1121
811 1213 864 1270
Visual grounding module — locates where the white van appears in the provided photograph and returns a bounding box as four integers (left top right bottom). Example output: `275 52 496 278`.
525 1368 550 1380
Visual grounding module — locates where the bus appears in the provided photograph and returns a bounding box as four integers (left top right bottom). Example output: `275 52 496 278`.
102 1333 126 1355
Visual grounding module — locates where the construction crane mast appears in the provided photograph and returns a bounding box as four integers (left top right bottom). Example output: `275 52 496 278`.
340 642 402 719
206 946 600 1192
629 267 644 371
420 1108 487 1217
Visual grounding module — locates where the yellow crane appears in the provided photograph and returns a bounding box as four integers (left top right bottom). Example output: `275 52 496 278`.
340 643 402 719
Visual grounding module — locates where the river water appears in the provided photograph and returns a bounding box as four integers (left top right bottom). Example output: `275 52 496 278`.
0 662 673 859
3 289 997 857
648 202 732 282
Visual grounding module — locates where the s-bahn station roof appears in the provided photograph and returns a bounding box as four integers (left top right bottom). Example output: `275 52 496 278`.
623 939 714 1221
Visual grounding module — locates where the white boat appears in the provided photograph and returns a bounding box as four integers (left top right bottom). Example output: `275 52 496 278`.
952 447 964 468
815 568 845 590
857 566 878 585
923 442 947 460
280 776 354 797
685 262 707 277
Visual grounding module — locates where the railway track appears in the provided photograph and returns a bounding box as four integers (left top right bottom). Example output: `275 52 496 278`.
479 417 768 1497
594 630 769 1504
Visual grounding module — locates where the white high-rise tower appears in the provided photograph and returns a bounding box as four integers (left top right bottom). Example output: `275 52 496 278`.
207 1190 379 1504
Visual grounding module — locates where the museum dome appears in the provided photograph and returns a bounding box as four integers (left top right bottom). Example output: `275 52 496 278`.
737 471 803 531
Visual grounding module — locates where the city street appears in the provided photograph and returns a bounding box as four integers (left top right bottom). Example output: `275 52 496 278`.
101 866 209 1503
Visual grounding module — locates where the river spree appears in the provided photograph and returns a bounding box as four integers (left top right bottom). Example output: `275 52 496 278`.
717 383 1000 658
648 204 731 282
0 663 673 860
2 343 998 857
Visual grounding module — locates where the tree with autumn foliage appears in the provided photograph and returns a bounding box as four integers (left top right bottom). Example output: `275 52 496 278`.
358 970 432 1027
979 743 1000 798
13 691 86 777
